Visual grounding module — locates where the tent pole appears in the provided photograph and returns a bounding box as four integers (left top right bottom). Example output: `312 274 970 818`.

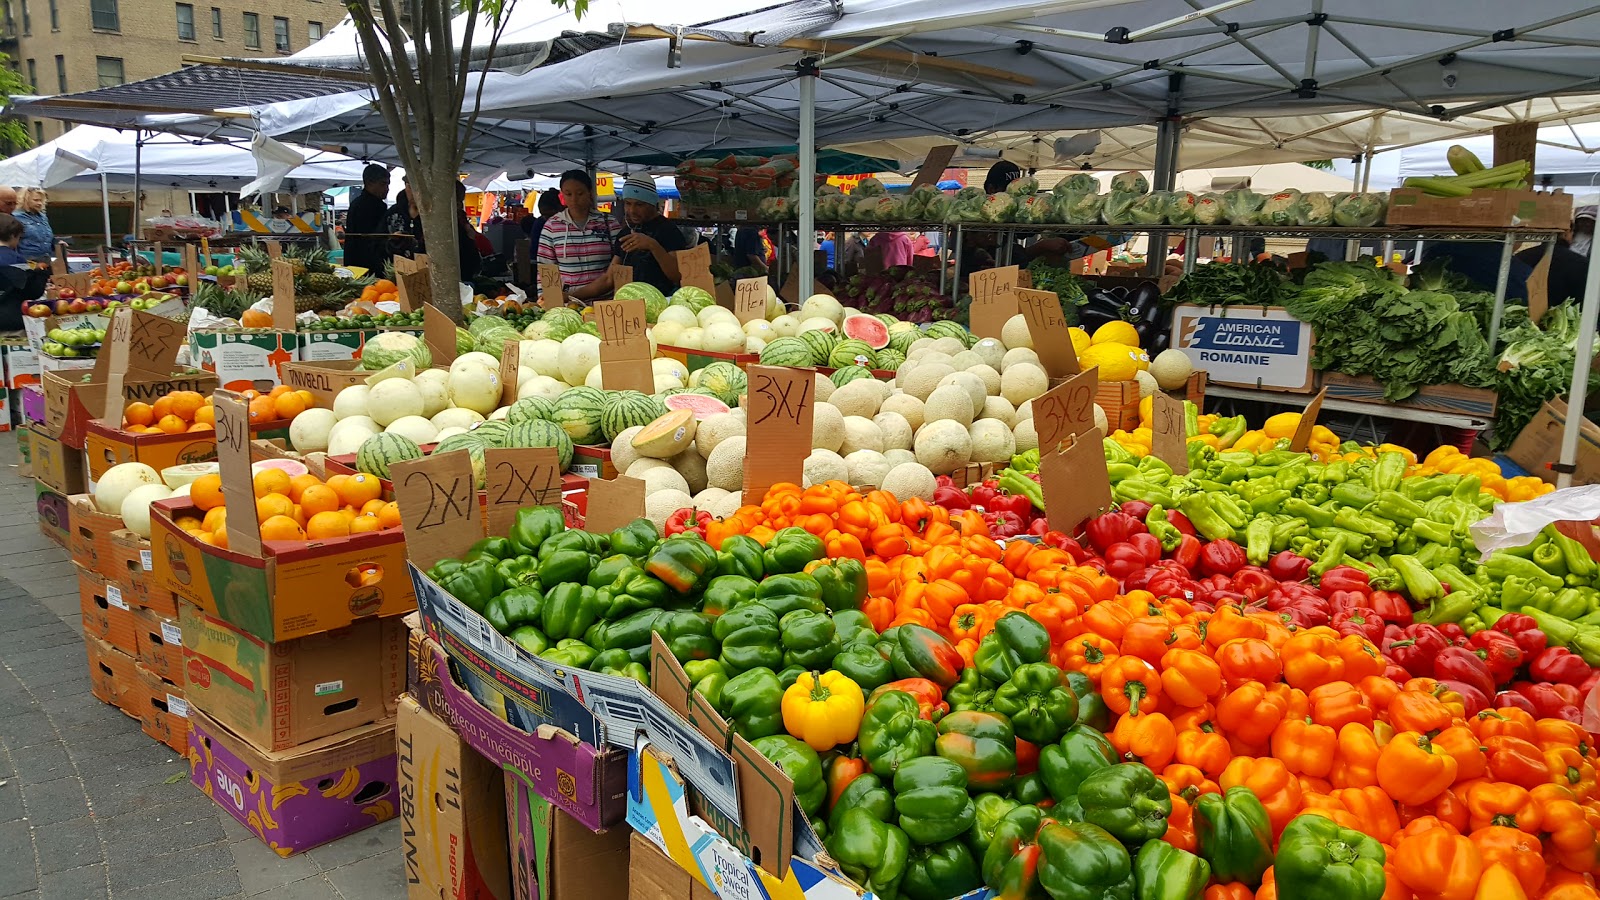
133 136 142 246
1558 239 1600 488
798 61 818 298
99 173 113 253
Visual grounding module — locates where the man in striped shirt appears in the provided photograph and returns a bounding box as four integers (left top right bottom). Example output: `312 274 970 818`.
536 169 615 304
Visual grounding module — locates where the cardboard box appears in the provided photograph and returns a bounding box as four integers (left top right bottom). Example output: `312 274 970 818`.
568 445 615 481
30 426 86 494
35 478 68 546
133 662 190 753
180 604 404 752
111 529 158 610
20 382 44 422
8 343 41 390
1386 187 1573 229
506 771 631 900
43 369 217 449
14 425 31 477
79 566 139 656
1317 372 1498 419
134 607 184 684
40 353 98 374
186 707 399 856
68 493 124 581
1508 399 1600 485
24 311 110 352
82 415 287 491
189 330 300 392
322 454 588 515
278 358 371 409
629 832 716 900
298 330 374 363
1170 304 1316 393
86 635 139 709
1094 380 1141 433
397 694 512 900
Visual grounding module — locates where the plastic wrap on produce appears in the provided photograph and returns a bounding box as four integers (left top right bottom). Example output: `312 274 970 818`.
1470 486 1600 558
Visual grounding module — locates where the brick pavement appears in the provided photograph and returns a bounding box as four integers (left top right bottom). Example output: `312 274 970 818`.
0 433 403 899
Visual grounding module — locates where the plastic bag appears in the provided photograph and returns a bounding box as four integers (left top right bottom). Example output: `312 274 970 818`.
814 195 839 222
873 196 904 222
945 187 987 224
922 193 951 222
1471 486 1600 559
1017 194 1055 224
1128 192 1168 225
1221 189 1265 226
854 177 887 197
1110 171 1150 194
1333 192 1388 227
1101 191 1138 226
1007 175 1040 197
1166 191 1198 226
1194 193 1225 225
1053 174 1099 196
853 195 881 222
1261 189 1302 226
1296 192 1334 226
981 193 1019 223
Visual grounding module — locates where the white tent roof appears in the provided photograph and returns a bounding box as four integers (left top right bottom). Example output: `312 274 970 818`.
0 126 372 192
1398 121 1600 184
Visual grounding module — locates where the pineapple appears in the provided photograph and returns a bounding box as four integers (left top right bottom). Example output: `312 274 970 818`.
305 272 342 294
235 246 271 274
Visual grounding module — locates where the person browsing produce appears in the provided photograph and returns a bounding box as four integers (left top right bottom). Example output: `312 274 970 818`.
536 169 615 304
15 188 53 262
570 174 685 301
343 163 393 273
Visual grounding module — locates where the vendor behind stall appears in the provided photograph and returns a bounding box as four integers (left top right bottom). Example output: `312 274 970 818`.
570 174 685 301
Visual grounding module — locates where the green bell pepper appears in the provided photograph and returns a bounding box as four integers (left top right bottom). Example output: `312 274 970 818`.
607 518 658 559
756 572 827 619
587 554 636 589
590 648 632 671
888 624 963 689
701 574 758 618
901 840 980 900
860 690 937 780
946 667 996 713
935 710 1016 793
537 549 595 591
495 554 539 587
645 536 720 595
540 583 602 642
827 808 910 900
983 804 1054 898
832 643 893 691
1273 814 1387 900
1039 725 1117 802
831 770 894 832
466 536 518 561
722 666 784 739
656 610 717 663
1194 786 1273 887
1133 839 1210 900
539 638 597 669
894 755 976 845
993 662 1078 745
509 506 564 556
1037 822 1134 900
598 570 671 618
832 609 876 647
974 611 1051 685
593 609 659 652
1077 762 1171 843
683 658 723 685
712 603 782 675
537 529 592 562
778 609 840 669
751 734 825 817
968 793 1019 859
483 585 544 635
507 625 549 656
1066 671 1111 731
811 558 868 612
714 533 765 581
430 557 503 614
597 660 648 684
762 527 825 575
1012 772 1051 806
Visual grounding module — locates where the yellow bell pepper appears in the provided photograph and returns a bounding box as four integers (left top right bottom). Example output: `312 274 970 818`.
1190 434 1221 449
1263 412 1301 440
1234 431 1271 452
782 670 864 751
1423 445 1461 467
1138 395 1154 426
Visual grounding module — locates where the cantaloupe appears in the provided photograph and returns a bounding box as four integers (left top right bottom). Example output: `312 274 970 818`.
969 419 1016 464
634 409 696 459
1001 364 1049 406
881 462 936 501
706 437 747 491
695 413 746 459
880 393 925 430
924 384 976 427
289 408 337 453
873 411 913 450
812 402 845 453
839 417 885 456
803 449 848 487
913 419 972 474
845 449 891 489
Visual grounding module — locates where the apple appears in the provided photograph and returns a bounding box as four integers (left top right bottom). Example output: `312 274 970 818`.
135 282 151 294
66 299 87 314
114 280 132 294
83 299 103 312
27 304 51 318
174 275 188 287
53 299 70 315
56 287 76 300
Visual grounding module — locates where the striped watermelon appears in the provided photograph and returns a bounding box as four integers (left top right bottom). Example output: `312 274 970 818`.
697 362 747 405
470 420 512 448
888 329 921 356
829 339 878 370
432 433 488 487
601 391 669 443
550 386 607 445
505 419 574 471
875 349 906 372
507 396 555 424
798 329 836 366
760 337 814 367
831 365 874 387
355 432 423 480
925 321 973 346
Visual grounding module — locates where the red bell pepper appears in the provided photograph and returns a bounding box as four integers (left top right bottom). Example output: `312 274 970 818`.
1267 550 1312 583
1582 669 1600 697
989 491 1034 520
1384 624 1450 677
1027 516 1049 536
1040 532 1092 562
1513 680 1582 720
1325 589 1368 617
1271 593 1332 629
1333 608 1386 644
1317 566 1370 597
1367 590 1413 627
1169 534 1201 571
1435 646 1496 700
1165 509 1196 537
1529 646 1591 687
1493 690 1539 716
1437 678 1491 717
869 678 950 721
1230 566 1277 601
1465 630 1523 686
1105 542 1150 580
1197 539 1246 577
666 507 712 537
1489 612 1547 658
1118 500 1153 521
1128 532 1163 565
1085 511 1146 554
983 510 1028 538
1436 623 1468 647
933 479 972 510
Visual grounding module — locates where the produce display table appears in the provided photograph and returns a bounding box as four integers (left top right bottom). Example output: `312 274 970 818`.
1204 383 1491 448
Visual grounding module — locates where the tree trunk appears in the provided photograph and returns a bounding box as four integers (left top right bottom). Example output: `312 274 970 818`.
416 167 464 321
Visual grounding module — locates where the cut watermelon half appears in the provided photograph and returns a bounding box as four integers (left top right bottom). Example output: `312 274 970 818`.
663 393 732 419
251 458 310 478
842 315 891 349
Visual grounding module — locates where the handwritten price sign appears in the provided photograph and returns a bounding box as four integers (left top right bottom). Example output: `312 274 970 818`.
968 265 1019 339
390 450 482 569
744 365 814 502
213 390 262 555
734 278 768 323
485 448 562 536
597 298 654 393
1151 391 1189 474
1017 287 1079 378
597 299 646 346
1034 368 1099 452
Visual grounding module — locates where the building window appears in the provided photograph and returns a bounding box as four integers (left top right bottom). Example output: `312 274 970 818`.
210 6 219 38
24 57 33 90
95 56 122 87
175 3 194 40
307 20 321 41
18 0 26 35
33 121 42 144
242 11 258 49
272 16 288 51
53 54 63 92
46 0 54 30
90 0 117 31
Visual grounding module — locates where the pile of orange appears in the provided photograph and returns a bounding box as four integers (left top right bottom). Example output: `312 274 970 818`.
123 385 313 434
358 278 399 305
179 468 402 547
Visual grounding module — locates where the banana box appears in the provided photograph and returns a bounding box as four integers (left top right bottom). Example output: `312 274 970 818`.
186 705 398 856
85 634 138 709
67 493 123 581
111 529 157 610
133 607 183 684
78 565 138 656
126 660 189 753
505 767 631 900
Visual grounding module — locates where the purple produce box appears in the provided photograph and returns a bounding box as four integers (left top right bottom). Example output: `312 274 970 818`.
21 384 44 425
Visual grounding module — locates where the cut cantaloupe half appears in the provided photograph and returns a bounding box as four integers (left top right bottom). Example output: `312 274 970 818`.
633 409 696 459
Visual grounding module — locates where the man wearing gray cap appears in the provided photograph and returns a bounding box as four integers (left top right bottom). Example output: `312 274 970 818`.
571 173 686 301
1516 206 1595 307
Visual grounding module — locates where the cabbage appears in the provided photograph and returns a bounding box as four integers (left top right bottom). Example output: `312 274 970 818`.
1016 194 1055 224
854 177 886 197
817 183 842 197
1333 192 1387 227
1128 192 1168 225
1194 193 1225 225
853 195 881 222
1053 174 1099 196
1261 189 1301 226
1222 189 1265 225
904 185 938 220
814 195 839 222
873 196 904 222
361 331 433 371
945 187 987 224
1166 191 1198 225
1296 192 1334 226
1006 175 1040 197
921 193 951 222
1060 191 1105 225
757 196 794 220
1101 191 1138 226
981 193 1019 223
1110 171 1150 194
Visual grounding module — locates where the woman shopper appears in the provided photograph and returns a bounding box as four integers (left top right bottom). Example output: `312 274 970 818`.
0 213 45 330
535 169 616 305
15 188 54 262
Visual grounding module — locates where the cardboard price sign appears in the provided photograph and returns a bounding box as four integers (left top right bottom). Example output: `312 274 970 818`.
675 243 716 295
968 265 1020 340
390 450 482 570
423 303 459 368
270 260 297 330
514 238 532 284
1033 368 1098 453
1151 391 1189 475
584 475 647 534
596 298 654 394
213 390 262 556
152 243 165 275
744 365 814 503
610 263 634 291
484 448 562 537
100 308 187 421
1289 388 1328 453
1017 287 1078 378
392 255 430 312
1040 428 1113 534
53 241 69 276
733 277 768 324
538 264 564 309
497 338 521 408
264 240 283 259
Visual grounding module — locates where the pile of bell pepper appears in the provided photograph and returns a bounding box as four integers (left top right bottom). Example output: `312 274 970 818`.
932 471 1048 538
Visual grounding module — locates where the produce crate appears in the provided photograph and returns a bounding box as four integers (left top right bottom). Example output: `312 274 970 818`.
323 452 588 506
1385 187 1572 229
1096 380 1141 432
1316 373 1498 419
67 494 124 581
188 329 301 392
31 426 86 494
82 415 289 492
655 344 760 374
297 329 374 363
35 478 69 546
1507 399 1600 485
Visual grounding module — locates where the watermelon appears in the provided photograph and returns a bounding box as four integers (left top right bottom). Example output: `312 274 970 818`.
888 329 921 356
473 326 521 358
798 329 837 366
468 315 514 338
697 362 748 404
505 419 574 471
831 365 874 387
829 339 878 370
469 419 512 448
355 432 423 480
455 327 475 357
925 321 972 346
615 282 668 323
874 314 900 327
507 396 555 424
875 349 906 372
550 386 608 445
663 393 732 420
601 391 669 443
432 433 488 487
670 286 715 313
842 315 891 350
760 337 814 367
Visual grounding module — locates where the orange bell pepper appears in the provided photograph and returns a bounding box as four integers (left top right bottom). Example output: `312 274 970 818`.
1299 793 1363 832
1175 727 1231 779
1163 791 1198 853
1546 746 1598 801
1535 719 1591 753
1161 764 1220 799
1357 674 1400 714
1058 634 1119 684
1486 735 1554 789
1434 725 1489 783
1214 637 1283 687
861 595 895 632
1430 786 1471 835
1476 863 1530 900
1308 681 1374 730
1101 655 1163 716
1120 616 1179 665
1331 723 1385 790
1203 604 1266 650
1110 709 1177 771
1335 634 1386 682
1378 731 1459 807
1470 825 1545 896
1533 785 1599 872
1081 600 1136 645
1215 682 1290 748
1331 785 1400 843
1202 886 1253 900
1388 690 1455 735
1280 631 1345 690
1219 756 1301 836
1160 648 1223 708
1270 716 1337 778
1393 829 1482 900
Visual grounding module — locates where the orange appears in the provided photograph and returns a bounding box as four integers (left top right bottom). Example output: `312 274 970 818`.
260 515 305 541
295 390 315 410
273 391 307 420
377 501 402 530
305 511 351 540
169 392 204 422
298 483 341 517
359 498 387 517
255 493 295 523
240 388 260 401
194 531 216 546
212 527 229 550
191 473 225 511
287 473 320 503
187 423 213 432
151 395 175 421
193 404 215 425
334 472 383 508
348 514 382 535
268 384 292 398
252 468 292 498
202 506 227 533
124 402 154 427
156 414 188 435
248 396 278 422
175 515 204 532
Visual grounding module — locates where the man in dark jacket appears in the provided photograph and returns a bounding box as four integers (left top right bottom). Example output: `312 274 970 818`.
343 163 392 273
